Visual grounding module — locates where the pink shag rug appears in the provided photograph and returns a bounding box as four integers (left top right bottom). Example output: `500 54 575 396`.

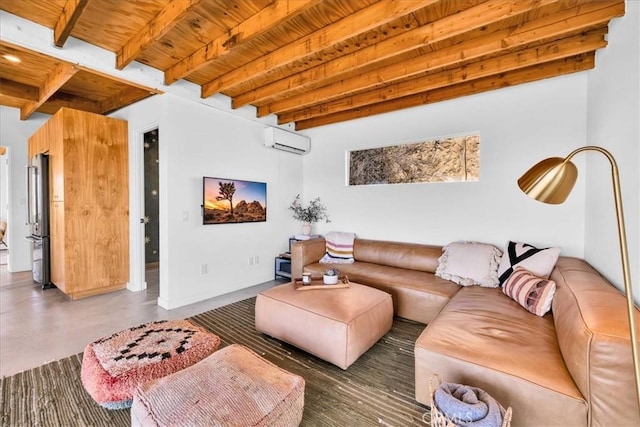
81 319 220 409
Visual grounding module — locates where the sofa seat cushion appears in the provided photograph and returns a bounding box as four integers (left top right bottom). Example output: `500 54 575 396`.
415 286 587 427
304 261 460 324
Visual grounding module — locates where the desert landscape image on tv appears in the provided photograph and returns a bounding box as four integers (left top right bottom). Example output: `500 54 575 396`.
203 177 267 224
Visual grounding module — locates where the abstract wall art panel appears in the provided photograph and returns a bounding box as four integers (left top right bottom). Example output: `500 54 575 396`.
348 134 479 186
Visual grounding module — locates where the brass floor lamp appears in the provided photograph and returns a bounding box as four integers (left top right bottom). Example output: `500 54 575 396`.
517 145 640 412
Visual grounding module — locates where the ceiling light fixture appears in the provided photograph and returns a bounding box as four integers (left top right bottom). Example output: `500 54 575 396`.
3 54 21 63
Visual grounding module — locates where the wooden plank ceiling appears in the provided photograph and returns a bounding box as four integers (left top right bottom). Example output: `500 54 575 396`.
0 41 162 120
0 0 625 128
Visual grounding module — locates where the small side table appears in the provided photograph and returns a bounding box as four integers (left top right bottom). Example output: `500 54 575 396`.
274 253 292 280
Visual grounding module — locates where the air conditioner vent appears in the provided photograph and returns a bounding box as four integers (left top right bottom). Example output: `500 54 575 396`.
264 127 310 155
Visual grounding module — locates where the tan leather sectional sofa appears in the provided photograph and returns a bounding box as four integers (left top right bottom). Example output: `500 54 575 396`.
292 237 640 427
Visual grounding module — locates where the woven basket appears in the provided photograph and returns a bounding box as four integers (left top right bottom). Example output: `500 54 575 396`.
430 374 512 427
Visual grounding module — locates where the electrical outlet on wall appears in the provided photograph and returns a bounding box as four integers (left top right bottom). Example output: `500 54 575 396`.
201 264 208 274
249 256 254 266
255 255 259 264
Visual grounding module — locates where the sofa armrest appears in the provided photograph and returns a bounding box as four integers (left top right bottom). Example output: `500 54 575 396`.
291 238 326 279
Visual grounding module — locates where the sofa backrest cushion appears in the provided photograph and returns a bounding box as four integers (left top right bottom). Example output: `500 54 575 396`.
353 239 442 273
551 257 640 426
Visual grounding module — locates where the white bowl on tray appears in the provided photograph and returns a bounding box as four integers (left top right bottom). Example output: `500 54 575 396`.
323 274 339 285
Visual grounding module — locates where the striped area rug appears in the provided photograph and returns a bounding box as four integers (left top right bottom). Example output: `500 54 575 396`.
1 297 431 426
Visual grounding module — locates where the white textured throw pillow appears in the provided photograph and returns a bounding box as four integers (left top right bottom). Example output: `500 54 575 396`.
497 241 561 285
435 241 503 288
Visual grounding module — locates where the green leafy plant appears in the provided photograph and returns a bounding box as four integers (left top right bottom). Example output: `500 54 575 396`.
289 194 330 224
324 268 339 276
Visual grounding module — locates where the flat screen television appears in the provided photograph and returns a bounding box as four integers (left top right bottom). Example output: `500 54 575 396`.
202 177 267 224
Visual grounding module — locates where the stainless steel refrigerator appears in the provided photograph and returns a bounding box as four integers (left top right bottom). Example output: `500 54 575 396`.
26 153 54 289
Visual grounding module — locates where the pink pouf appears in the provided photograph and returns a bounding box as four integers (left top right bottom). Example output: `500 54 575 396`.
81 319 220 409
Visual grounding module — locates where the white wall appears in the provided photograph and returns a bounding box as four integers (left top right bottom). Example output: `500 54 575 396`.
303 73 589 257
585 2 639 303
114 94 304 309
0 107 49 272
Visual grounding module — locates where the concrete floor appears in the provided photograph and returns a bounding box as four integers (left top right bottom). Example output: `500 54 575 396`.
0 253 282 377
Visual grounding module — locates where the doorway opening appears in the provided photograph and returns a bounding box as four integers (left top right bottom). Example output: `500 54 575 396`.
0 146 8 269
143 129 159 286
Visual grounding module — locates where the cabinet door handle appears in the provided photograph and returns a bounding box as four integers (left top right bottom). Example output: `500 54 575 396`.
140 218 145 224
25 165 36 225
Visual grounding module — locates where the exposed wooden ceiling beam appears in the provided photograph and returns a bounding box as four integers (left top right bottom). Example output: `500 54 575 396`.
0 78 39 101
41 91 102 115
234 0 563 110
256 1 623 116
295 53 595 130
164 0 323 85
99 86 156 114
76 64 164 95
53 0 89 47
20 63 78 120
200 0 438 98
116 0 204 70
278 30 607 123
0 94 28 111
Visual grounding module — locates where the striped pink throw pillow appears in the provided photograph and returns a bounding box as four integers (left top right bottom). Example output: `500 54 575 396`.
502 267 556 316
319 231 355 264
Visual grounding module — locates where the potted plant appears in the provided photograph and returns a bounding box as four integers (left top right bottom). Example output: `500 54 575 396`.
289 194 330 235
323 268 339 285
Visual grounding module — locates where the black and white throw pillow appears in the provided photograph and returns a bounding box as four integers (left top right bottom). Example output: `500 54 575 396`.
497 241 561 285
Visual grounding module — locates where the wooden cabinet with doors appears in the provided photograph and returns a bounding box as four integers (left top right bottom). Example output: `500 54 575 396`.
27 116 52 159
28 107 129 299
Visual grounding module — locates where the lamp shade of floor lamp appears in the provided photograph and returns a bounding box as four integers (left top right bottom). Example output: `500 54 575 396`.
517 145 640 413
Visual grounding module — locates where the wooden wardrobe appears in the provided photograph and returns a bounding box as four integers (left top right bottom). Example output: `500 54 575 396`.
29 108 129 299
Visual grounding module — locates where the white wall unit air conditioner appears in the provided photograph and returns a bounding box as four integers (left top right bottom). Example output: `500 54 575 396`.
264 127 310 155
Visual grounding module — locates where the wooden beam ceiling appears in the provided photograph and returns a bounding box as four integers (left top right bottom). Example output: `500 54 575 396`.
0 0 625 128
53 0 89 48
20 63 79 120
295 53 596 130
116 0 204 70
252 1 622 116
200 0 438 98
278 30 607 124
0 78 39 101
164 0 323 85
0 41 161 120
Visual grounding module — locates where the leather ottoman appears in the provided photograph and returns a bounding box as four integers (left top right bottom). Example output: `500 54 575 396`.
131 344 306 427
255 282 393 369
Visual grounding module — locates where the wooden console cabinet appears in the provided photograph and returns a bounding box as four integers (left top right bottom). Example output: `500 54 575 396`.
28 108 129 299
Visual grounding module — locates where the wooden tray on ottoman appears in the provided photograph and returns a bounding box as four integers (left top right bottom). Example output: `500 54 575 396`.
293 275 350 290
